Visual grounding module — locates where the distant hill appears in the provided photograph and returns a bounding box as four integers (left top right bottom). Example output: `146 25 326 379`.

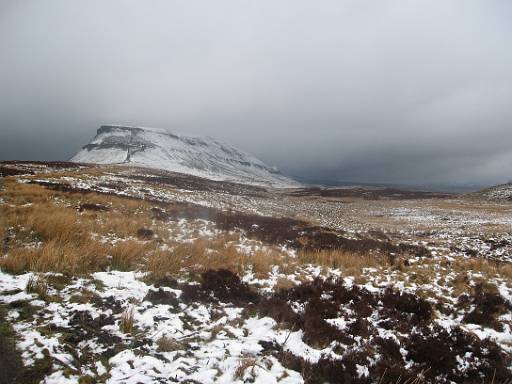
71 125 300 188
469 183 512 201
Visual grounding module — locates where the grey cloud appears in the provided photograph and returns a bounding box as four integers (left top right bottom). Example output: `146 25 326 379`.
1 0 511 188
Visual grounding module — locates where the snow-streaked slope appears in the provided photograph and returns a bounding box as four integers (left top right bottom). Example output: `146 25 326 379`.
471 183 512 201
71 125 300 187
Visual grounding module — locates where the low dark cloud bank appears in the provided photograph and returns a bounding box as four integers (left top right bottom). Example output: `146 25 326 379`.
1 1 511 188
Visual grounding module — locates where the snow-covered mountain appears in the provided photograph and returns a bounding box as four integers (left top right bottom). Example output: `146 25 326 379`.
71 125 300 187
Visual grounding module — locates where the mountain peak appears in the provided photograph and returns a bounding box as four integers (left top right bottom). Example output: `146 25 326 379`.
71 125 299 188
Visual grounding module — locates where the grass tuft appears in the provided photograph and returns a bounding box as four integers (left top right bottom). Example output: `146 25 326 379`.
119 307 135 334
25 275 49 301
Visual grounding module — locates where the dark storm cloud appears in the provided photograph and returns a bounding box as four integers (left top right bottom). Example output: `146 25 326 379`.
1 0 511 187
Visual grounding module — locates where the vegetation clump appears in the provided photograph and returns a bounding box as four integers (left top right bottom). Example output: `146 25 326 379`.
461 283 511 331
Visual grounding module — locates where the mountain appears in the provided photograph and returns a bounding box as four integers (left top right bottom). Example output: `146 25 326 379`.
70 125 300 187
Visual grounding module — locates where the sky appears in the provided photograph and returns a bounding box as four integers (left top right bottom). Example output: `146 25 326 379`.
1 1 511 188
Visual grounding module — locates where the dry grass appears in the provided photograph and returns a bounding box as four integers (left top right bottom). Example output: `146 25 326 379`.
156 336 184 352
0 247 37 274
4 176 512 290
29 205 90 243
2 182 398 279
0 181 157 275
298 249 387 274
274 277 296 291
0 211 7 245
145 239 239 281
144 249 182 281
120 307 135 334
143 236 295 282
1 180 56 205
200 240 245 273
249 249 283 277
1 240 110 275
234 358 258 380
109 240 153 271
99 215 152 238
451 257 512 280
0 185 112 275
25 274 49 301
0 177 395 280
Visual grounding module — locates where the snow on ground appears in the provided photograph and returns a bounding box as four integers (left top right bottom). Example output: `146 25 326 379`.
2 163 512 382
1 254 512 383
0 270 305 383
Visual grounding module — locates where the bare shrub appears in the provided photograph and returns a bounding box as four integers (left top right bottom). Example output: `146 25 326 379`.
181 269 259 305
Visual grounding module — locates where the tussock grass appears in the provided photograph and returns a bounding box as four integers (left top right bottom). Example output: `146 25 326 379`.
1 180 56 205
120 307 135 334
144 249 181 282
156 336 184 352
29 205 89 243
1 240 109 275
452 257 512 280
25 275 49 301
0 247 37 274
0 205 7 243
0 181 157 275
199 240 245 273
109 240 153 271
0 185 111 275
249 248 295 277
92 212 152 239
298 249 386 273
144 237 293 282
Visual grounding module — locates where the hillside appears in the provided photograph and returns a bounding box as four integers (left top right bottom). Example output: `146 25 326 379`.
1 161 512 383
470 183 512 201
71 125 300 188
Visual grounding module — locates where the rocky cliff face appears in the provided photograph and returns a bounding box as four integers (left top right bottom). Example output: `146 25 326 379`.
71 125 300 187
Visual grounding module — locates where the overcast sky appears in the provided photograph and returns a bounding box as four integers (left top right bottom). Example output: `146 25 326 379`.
1 1 511 187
